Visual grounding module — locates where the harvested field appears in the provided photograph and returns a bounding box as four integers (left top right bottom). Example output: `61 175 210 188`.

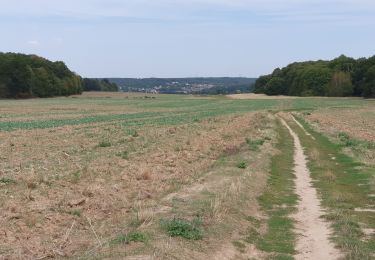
0 92 374 259
304 107 375 142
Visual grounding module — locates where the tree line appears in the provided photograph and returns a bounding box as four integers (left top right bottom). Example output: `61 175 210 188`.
254 55 375 98
82 78 119 92
0 53 119 99
0 52 82 98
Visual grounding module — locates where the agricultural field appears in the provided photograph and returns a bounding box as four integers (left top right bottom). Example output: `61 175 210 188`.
0 92 374 259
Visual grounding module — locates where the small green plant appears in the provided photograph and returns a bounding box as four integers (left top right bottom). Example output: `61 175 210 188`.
246 138 265 151
116 151 129 159
70 171 81 183
236 161 247 169
111 232 148 244
68 209 82 217
127 129 139 137
0 177 16 185
338 132 355 147
98 140 111 147
160 217 203 240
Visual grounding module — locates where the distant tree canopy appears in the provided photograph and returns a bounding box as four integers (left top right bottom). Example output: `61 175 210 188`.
0 52 82 98
82 78 119 92
254 55 375 98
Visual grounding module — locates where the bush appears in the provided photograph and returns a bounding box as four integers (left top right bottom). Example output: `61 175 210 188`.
160 217 203 240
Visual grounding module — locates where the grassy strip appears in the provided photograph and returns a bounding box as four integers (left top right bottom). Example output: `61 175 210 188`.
293 116 375 259
250 120 297 259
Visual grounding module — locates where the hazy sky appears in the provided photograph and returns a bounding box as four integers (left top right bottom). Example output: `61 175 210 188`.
1 0 375 77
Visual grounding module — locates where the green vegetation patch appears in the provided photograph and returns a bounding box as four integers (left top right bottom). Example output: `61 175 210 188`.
236 161 248 169
111 232 148 245
160 217 203 240
0 177 17 185
250 120 297 257
246 138 266 151
98 140 112 148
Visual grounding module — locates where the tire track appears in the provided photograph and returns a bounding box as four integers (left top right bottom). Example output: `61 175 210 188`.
279 116 340 260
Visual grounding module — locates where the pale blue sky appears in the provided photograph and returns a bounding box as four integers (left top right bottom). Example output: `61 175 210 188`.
1 0 374 77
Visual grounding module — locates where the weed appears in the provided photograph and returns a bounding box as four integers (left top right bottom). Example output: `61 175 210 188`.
246 138 265 151
232 240 246 252
0 178 16 185
111 232 148 245
98 141 111 148
160 217 203 240
116 151 129 159
70 171 81 183
68 209 82 217
127 129 139 137
236 161 247 169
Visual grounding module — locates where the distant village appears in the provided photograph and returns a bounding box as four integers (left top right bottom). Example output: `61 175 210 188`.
122 82 216 94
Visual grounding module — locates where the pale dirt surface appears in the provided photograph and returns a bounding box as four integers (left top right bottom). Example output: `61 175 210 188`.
227 93 299 100
280 117 341 260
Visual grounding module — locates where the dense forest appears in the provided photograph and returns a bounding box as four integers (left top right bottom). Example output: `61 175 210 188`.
0 52 82 98
108 77 255 94
82 78 119 92
254 55 375 97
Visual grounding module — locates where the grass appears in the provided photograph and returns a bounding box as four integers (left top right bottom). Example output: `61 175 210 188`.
338 131 375 150
0 177 16 185
111 232 149 245
98 140 112 147
251 120 297 259
1 93 374 259
246 138 266 151
160 217 203 240
293 116 375 259
116 150 129 159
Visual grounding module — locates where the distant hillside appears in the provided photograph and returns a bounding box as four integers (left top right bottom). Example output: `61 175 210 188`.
104 77 256 94
0 52 82 98
254 55 375 97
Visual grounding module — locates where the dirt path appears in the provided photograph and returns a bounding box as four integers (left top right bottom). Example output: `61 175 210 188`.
279 117 340 260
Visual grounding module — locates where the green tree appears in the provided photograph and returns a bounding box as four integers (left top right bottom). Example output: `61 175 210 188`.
326 71 353 97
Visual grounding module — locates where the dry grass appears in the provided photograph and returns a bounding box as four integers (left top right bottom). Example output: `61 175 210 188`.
0 93 276 259
305 107 375 142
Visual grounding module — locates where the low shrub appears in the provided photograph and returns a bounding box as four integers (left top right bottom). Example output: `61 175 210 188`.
160 217 203 240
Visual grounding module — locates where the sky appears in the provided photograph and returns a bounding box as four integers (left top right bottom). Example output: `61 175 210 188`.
1 0 375 78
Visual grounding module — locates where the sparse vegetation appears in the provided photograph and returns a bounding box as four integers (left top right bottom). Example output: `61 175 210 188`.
246 138 265 151
111 232 148 244
1 92 374 259
292 116 375 259
253 120 297 258
160 217 203 240
0 177 16 185
236 161 248 169
98 140 111 147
